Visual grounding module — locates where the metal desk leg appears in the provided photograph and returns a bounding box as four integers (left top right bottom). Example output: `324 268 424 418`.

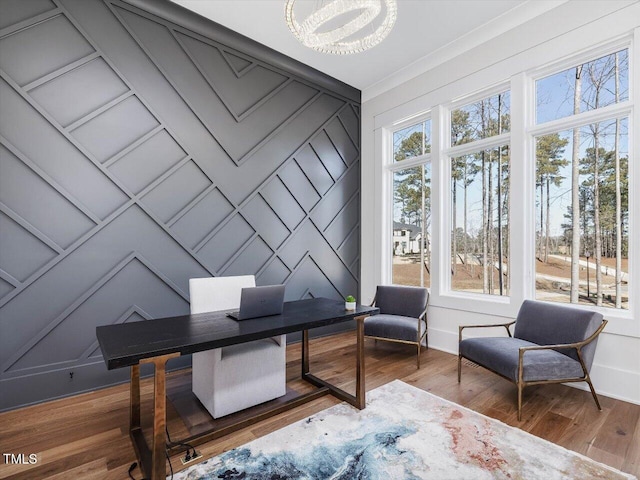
302 329 309 376
301 315 368 410
355 315 366 409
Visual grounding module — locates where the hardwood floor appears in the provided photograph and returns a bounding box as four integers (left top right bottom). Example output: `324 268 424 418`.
1 331 638 479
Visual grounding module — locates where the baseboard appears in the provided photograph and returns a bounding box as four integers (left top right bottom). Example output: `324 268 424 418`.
582 364 640 405
0 356 191 412
4 322 635 411
427 327 459 355
0 324 355 412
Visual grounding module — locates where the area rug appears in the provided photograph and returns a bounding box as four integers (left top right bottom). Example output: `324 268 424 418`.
173 380 635 480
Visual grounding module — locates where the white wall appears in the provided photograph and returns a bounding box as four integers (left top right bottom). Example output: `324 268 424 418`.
361 0 640 405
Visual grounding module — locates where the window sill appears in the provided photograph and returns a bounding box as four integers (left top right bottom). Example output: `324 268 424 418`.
431 291 639 338
432 291 518 318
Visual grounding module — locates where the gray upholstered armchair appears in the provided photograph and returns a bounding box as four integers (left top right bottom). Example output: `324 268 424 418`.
364 285 429 368
458 300 607 421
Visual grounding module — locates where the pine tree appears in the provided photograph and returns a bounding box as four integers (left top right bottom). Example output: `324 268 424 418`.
536 134 569 262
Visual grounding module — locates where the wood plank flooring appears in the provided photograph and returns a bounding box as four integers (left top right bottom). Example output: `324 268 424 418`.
1 331 638 479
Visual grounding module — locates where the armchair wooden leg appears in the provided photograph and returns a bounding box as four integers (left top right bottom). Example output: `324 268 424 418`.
517 383 523 421
417 344 421 369
585 376 602 411
457 355 462 382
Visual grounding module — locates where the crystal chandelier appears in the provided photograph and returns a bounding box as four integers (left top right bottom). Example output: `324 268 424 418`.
285 0 397 55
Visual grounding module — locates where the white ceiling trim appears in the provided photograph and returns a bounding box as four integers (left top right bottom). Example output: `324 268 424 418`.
362 0 569 102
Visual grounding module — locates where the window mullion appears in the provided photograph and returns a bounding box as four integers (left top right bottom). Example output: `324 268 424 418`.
376 127 391 288
628 25 640 319
391 111 430 131
529 102 632 137
510 72 535 308
431 105 446 299
450 82 511 110
445 132 511 158
387 154 431 172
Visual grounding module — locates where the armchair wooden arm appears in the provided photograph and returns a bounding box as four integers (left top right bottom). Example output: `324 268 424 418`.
458 321 515 343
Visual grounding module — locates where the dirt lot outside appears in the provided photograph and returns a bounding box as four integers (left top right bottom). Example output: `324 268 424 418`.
392 254 628 309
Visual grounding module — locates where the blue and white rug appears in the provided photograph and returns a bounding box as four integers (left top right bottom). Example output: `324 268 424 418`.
173 380 635 479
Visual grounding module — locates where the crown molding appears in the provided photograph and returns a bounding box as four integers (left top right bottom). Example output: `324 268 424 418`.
362 0 568 103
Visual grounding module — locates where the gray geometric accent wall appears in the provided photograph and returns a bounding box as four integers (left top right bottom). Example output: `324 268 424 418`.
0 0 361 411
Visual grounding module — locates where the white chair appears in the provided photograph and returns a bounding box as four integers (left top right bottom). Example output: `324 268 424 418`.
190 275 286 418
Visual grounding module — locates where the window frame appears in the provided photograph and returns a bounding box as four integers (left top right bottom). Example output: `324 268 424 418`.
375 33 638 335
526 40 635 322
385 113 432 289
443 84 512 299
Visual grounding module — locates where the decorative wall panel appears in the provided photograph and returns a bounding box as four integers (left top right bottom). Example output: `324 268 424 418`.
0 0 360 410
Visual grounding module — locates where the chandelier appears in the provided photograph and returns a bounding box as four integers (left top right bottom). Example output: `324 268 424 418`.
284 0 398 55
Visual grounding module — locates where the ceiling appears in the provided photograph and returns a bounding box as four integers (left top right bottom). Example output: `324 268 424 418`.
170 0 564 101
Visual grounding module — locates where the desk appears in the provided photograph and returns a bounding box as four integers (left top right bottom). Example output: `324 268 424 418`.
96 297 378 480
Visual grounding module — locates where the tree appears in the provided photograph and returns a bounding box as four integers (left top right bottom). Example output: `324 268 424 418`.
393 130 428 227
614 52 623 307
554 50 628 308
498 144 511 295
570 66 582 303
536 134 569 262
394 169 423 225
451 94 510 295
585 54 616 305
451 109 474 274
598 149 628 258
392 125 434 287
394 130 425 162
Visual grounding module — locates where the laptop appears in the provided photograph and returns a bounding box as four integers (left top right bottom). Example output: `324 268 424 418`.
226 284 285 321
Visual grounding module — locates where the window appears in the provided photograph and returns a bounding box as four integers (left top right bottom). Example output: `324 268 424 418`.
379 38 634 322
451 145 510 295
534 49 629 310
393 120 431 160
449 91 510 296
390 119 431 287
536 49 629 124
451 91 510 146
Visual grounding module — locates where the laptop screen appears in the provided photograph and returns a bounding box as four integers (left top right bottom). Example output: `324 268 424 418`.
228 285 285 321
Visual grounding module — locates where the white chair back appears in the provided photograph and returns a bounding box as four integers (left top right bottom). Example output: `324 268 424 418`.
189 275 256 314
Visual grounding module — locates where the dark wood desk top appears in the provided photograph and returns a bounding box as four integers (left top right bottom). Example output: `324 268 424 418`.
96 298 378 370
